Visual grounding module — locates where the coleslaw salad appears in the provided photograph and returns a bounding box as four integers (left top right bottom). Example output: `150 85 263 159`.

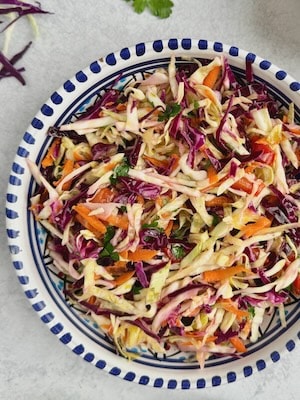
28 55 300 368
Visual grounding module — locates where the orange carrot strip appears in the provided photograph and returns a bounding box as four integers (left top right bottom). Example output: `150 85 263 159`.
240 216 272 239
54 159 74 190
41 138 60 168
113 270 135 286
169 153 180 172
90 187 116 203
203 265 247 283
230 336 247 353
73 204 107 236
217 299 249 318
165 220 173 237
203 65 222 88
127 248 158 262
143 155 169 169
97 213 129 230
205 195 232 207
288 125 300 135
207 165 218 184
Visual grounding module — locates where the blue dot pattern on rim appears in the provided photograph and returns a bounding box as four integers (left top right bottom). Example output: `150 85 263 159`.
197 379 206 389
227 372 237 383
154 378 164 388
32 301 46 311
6 209 19 219
260 60 271 70
120 47 130 60
6 38 300 391
23 132 35 144
181 38 192 50
229 46 239 56
63 80 76 92
9 175 21 186
41 312 54 323
95 360 106 369
276 70 287 80
181 379 191 390
153 40 163 52
212 376 222 386
271 351 280 362
168 379 177 389
168 38 178 50
290 81 300 91
256 359 266 371
286 339 296 351
17 146 29 157
50 323 64 335
18 275 29 285
198 39 208 49
243 366 253 377
213 42 223 52
7 193 17 203
60 333 72 344
6 229 19 238
31 117 44 130
12 162 24 174
73 344 85 355
89 61 101 73
9 244 20 254
106 53 117 66
110 367 121 376
136 42 145 56
76 71 88 82
139 376 150 386
84 353 95 362
41 104 54 116
51 91 63 104
124 372 136 382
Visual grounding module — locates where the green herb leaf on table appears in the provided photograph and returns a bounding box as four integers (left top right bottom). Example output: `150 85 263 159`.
125 0 174 19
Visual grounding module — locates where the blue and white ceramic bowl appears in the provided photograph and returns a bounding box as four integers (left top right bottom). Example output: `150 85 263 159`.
6 39 300 390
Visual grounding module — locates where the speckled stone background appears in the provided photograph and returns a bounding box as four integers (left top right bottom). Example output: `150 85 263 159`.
1 1 299 399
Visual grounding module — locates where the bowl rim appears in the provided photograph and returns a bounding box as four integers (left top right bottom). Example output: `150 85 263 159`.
5 38 300 390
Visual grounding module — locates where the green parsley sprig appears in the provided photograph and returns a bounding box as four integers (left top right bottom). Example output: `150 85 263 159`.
124 0 174 19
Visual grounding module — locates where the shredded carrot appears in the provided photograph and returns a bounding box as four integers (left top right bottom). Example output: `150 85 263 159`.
288 125 300 135
205 195 232 207
97 213 129 230
203 65 221 88
240 216 272 238
143 155 169 169
126 248 158 262
231 176 265 196
165 220 174 237
106 264 128 274
87 295 97 305
207 165 218 184
73 204 106 237
203 265 247 283
155 196 163 208
103 160 119 173
230 336 247 353
217 299 249 319
112 270 135 286
41 138 60 168
116 103 127 111
90 187 116 203
169 153 180 172
54 158 74 190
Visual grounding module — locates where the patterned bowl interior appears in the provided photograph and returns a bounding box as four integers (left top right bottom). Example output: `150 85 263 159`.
6 39 300 390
